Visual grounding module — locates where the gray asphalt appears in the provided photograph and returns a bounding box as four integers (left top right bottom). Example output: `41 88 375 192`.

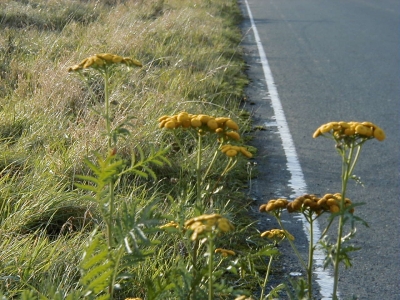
240 0 400 299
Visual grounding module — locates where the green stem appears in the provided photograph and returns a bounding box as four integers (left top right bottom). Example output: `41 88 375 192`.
221 158 237 177
196 133 203 208
319 217 334 240
276 217 307 271
208 235 214 300
104 68 112 149
103 67 117 300
332 142 355 299
307 212 314 300
260 255 274 300
190 239 200 300
348 143 362 176
203 146 220 181
109 246 124 299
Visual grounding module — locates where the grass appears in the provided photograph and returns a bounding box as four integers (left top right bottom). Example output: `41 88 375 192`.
0 0 273 299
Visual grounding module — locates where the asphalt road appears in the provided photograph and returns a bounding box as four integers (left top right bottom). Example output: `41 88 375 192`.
239 0 400 299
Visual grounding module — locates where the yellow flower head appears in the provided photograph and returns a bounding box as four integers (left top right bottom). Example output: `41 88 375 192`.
68 53 142 72
225 131 241 141
313 121 385 142
259 198 289 213
215 248 236 257
287 194 320 214
220 144 252 158
159 221 179 230
184 214 233 240
261 229 294 241
317 193 354 214
158 112 243 139
217 217 235 232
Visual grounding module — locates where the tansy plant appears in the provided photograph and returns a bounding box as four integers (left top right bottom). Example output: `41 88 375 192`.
68 53 170 299
184 214 235 300
258 121 385 299
159 112 252 210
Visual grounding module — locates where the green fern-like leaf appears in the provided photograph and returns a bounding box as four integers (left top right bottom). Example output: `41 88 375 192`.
121 145 171 179
114 201 160 257
75 152 123 205
80 233 114 299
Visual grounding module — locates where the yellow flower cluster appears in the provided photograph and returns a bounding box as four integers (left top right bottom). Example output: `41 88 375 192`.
158 112 240 139
286 194 320 213
317 193 354 214
313 121 385 141
261 229 294 241
68 53 142 72
261 194 354 215
259 198 289 212
184 214 234 241
159 221 179 229
220 144 253 158
215 248 236 257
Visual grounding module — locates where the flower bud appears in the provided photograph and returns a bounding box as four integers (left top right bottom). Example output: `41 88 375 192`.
164 121 176 129
225 149 238 157
207 119 218 131
373 127 385 141
225 119 239 131
225 131 240 141
191 118 202 128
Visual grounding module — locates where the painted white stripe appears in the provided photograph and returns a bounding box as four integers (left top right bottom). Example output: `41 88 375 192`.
243 1 335 299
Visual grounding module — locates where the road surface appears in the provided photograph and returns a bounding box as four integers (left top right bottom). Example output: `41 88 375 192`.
240 0 400 299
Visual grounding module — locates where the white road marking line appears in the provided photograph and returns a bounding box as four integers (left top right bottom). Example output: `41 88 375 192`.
243 1 336 298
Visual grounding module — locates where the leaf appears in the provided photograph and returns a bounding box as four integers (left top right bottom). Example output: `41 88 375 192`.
266 283 286 299
75 183 99 193
253 246 279 258
129 169 149 179
76 175 101 186
80 234 114 298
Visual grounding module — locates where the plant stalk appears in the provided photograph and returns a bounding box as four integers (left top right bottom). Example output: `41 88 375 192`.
260 255 274 300
208 235 214 300
332 142 356 299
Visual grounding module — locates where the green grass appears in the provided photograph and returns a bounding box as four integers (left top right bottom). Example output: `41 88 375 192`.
0 1 277 299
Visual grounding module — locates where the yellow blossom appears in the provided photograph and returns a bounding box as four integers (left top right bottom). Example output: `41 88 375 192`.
68 53 142 72
225 119 239 131
261 229 294 241
217 217 235 232
215 248 236 257
184 214 234 240
207 119 219 131
313 121 385 141
159 221 179 229
225 131 241 141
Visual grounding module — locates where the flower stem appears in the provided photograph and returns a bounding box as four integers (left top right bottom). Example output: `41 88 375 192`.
208 235 214 300
276 217 307 271
307 212 314 300
104 67 112 149
332 141 357 299
196 133 203 208
260 255 274 300
103 67 117 300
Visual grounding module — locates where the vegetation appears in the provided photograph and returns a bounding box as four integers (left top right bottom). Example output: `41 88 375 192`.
0 0 265 299
0 0 387 299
